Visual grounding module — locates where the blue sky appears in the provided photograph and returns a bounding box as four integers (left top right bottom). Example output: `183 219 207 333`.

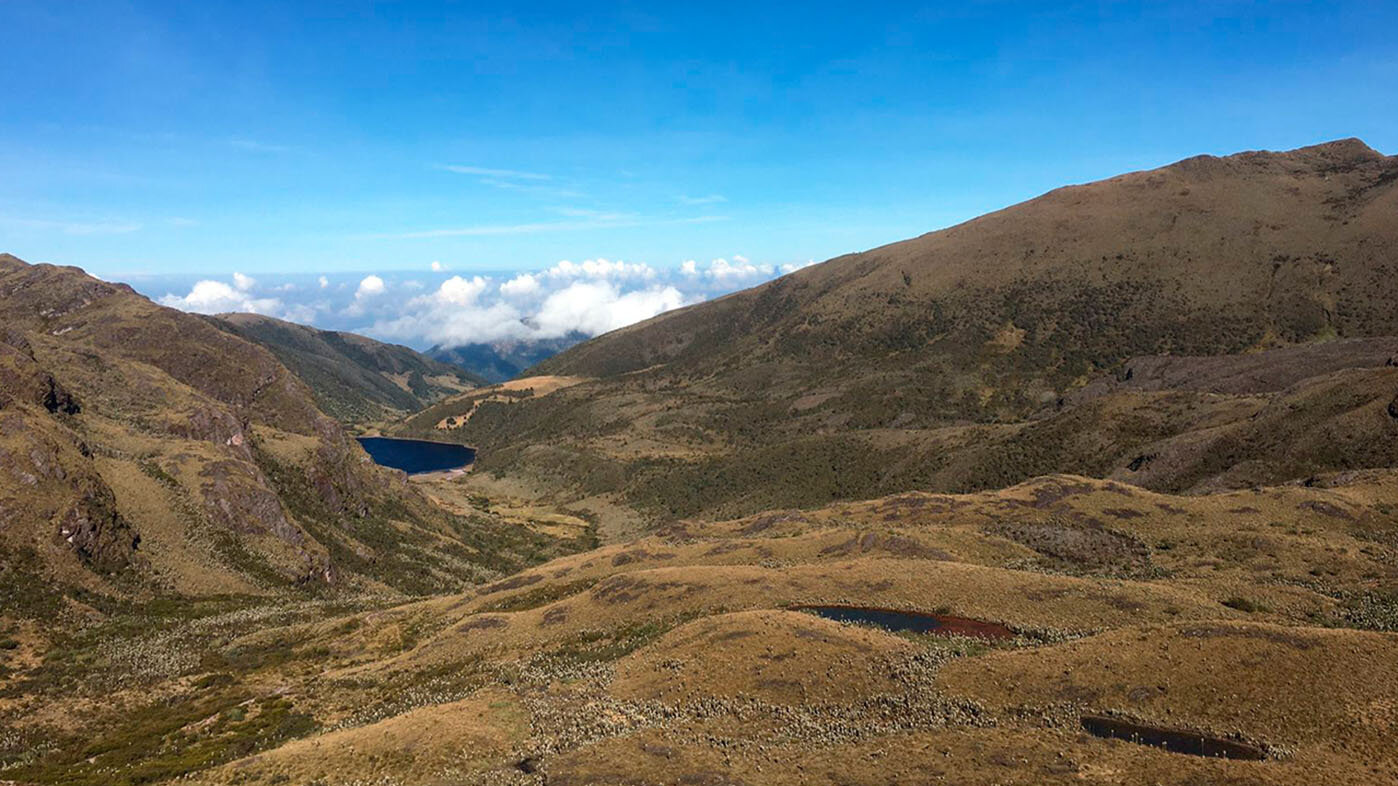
2 1 1395 347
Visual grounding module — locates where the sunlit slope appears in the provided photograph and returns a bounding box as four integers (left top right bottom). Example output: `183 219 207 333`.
434 140 1398 520
58 471 1387 786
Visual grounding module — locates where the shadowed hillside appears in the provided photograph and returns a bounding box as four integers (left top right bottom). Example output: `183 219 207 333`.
415 139 1398 520
0 254 551 609
215 313 483 425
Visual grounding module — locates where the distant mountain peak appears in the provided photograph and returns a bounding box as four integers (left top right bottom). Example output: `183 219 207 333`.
1288 136 1384 160
1167 137 1388 179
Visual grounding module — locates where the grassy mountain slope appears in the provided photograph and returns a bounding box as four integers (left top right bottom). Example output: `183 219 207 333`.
215 313 482 424
0 255 545 610
422 139 1398 520
6 139 1398 786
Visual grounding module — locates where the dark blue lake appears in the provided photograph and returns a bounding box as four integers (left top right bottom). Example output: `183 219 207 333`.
356 437 476 475
793 605 1014 640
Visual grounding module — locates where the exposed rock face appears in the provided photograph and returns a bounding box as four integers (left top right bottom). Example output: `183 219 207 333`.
0 338 79 415
57 488 138 573
0 406 139 575
198 460 303 542
0 327 135 574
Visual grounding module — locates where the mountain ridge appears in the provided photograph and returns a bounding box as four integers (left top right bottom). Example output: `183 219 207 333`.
214 312 483 424
427 332 586 383
419 139 1398 520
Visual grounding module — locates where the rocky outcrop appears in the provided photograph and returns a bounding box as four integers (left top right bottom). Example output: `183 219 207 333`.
0 407 139 575
57 487 139 573
0 337 79 415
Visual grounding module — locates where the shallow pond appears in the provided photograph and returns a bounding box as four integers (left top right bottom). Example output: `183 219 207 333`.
792 605 1014 641
1080 715 1266 760
356 436 476 475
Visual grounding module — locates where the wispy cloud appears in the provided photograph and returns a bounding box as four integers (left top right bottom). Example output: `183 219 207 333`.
62 221 144 236
554 207 636 221
229 138 291 153
1 216 143 235
475 178 586 198
678 194 727 205
440 165 551 180
377 214 727 240
388 219 639 239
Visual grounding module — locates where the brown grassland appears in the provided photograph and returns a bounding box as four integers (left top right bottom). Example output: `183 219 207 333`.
2 140 1398 785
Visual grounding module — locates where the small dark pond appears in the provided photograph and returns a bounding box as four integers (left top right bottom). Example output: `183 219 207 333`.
793 605 1014 641
1080 715 1266 760
356 437 476 475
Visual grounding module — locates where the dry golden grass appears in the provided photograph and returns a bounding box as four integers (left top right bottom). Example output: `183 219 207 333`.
187 688 528 786
939 621 1398 766
154 470 1395 786
612 609 917 705
431 375 588 429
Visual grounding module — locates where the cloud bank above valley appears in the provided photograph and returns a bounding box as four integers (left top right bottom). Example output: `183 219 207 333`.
155 256 816 350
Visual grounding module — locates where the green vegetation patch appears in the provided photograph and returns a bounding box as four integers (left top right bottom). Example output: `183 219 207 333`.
6 689 315 785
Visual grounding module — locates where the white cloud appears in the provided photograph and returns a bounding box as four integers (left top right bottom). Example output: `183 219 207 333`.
708 257 769 281
544 258 657 281
159 278 307 321
362 270 691 348
681 256 775 282
433 275 490 305
155 251 811 352
371 300 526 347
672 255 820 283
534 282 688 337
280 303 318 322
430 260 446 272
355 274 386 300
674 256 817 282
500 273 541 298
